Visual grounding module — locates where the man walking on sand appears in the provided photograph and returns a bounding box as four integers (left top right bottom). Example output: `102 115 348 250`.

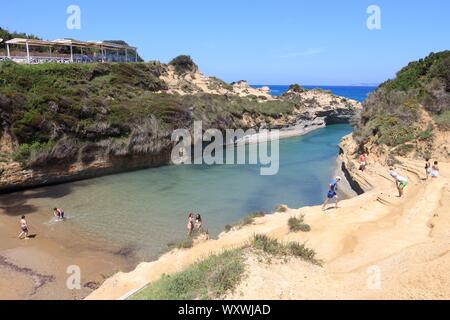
322 176 342 211
18 216 30 240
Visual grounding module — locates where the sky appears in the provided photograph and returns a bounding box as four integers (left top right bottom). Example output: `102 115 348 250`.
0 0 449 85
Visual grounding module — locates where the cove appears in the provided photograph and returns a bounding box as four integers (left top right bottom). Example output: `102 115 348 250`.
25 124 352 261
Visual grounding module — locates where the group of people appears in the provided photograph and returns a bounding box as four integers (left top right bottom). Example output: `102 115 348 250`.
187 213 203 236
322 154 442 209
18 207 65 240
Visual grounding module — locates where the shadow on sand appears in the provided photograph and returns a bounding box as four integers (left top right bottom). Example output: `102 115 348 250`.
0 182 80 216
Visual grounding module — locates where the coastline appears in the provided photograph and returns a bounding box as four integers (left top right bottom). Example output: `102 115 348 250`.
87 135 450 300
0 189 139 299
0 123 333 300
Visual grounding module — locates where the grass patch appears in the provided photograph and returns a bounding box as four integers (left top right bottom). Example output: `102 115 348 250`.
288 216 311 233
392 144 415 157
433 110 450 130
224 211 267 232
170 237 194 250
251 234 321 265
274 204 288 213
130 249 245 300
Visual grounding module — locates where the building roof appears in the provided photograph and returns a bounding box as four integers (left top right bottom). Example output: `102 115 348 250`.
5 38 137 50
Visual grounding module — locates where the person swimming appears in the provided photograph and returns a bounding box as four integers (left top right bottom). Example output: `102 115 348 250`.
322 176 342 211
53 208 65 220
389 169 408 197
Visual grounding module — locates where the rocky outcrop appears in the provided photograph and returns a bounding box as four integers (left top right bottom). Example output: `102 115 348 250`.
0 61 361 193
281 88 362 125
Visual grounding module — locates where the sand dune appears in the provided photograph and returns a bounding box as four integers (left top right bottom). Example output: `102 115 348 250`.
87 151 450 300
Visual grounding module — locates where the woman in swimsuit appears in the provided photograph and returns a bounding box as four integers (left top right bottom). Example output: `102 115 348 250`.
187 213 194 236
195 214 203 232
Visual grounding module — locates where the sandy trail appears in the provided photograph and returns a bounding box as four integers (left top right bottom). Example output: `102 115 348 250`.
87 156 450 300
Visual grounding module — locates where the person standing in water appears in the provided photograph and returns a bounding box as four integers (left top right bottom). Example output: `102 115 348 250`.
53 208 65 220
322 176 342 211
187 213 194 236
18 216 29 240
195 214 203 232
389 169 409 197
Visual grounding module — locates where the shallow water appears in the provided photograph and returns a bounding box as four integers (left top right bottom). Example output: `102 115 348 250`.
23 124 352 261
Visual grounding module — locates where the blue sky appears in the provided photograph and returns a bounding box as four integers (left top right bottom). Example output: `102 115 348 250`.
1 0 448 85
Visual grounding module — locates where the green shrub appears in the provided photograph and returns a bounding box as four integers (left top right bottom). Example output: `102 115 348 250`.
433 110 450 129
13 141 55 164
416 123 434 140
168 55 198 74
130 249 245 300
288 84 306 93
251 234 320 265
225 212 267 232
354 51 450 148
288 216 311 232
392 144 415 157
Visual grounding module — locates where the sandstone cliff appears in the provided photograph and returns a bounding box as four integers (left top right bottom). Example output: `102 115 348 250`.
0 58 361 193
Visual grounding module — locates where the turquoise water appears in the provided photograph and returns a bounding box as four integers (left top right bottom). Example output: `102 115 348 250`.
252 85 376 102
30 124 353 260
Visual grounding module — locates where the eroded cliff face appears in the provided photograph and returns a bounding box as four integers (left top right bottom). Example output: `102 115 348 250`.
0 62 361 193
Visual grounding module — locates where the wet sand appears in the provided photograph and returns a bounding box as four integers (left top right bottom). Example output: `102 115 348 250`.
0 187 137 300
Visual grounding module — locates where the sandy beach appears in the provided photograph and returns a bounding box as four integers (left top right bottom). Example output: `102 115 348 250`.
86 138 450 300
0 187 137 300
1 132 448 300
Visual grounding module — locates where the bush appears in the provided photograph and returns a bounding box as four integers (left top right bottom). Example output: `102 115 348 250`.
251 234 320 265
288 216 311 232
288 84 306 93
130 249 245 300
417 123 434 141
225 211 267 232
391 144 415 157
168 55 198 74
13 141 55 164
433 110 450 129
274 204 288 213
354 51 450 149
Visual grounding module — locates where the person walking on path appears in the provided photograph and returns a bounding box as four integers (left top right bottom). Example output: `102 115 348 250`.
322 176 342 211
